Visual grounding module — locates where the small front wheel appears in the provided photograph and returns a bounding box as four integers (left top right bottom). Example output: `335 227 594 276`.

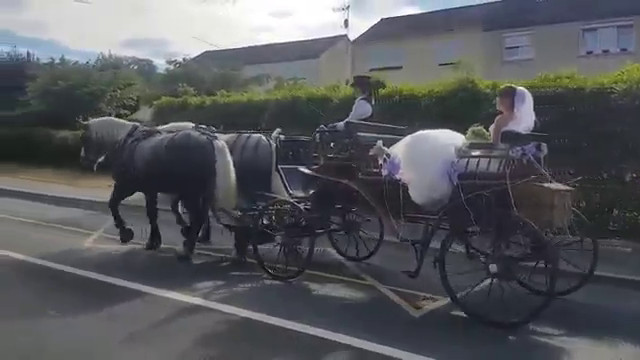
327 204 384 262
252 198 317 281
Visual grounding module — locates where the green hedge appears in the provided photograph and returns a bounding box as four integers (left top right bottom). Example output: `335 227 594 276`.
5 64 640 237
0 128 82 167
152 64 640 133
152 78 497 133
150 64 640 238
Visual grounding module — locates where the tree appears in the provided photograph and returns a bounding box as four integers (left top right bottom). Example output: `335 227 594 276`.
27 63 110 127
93 52 158 82
25 55 145 127
160 56 256 96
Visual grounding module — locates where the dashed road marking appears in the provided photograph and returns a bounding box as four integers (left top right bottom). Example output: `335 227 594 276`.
326 249 445 318
0 249 436 360
84 220 112 247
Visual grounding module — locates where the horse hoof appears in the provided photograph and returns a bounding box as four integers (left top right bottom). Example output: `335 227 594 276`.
176 252 192 262
144 241 161 251
119 228 134 244
230 254 247 265
176 246 194 262
180 226 191 239
197 237 211 244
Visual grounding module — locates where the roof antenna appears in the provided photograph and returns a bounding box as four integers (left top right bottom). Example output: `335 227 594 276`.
332 0 351 35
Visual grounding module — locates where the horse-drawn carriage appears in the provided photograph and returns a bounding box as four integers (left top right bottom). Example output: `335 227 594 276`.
79 116 598 329
236 119 599 328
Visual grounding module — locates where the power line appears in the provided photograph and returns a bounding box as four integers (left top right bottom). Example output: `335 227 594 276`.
192 36 222 49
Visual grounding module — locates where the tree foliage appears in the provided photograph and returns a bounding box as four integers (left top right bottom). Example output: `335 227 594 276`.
2 51 274 128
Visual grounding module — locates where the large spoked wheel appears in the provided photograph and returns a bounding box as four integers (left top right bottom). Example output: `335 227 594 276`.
327 196 384 262
438 214 558 329
517 208 598 297
251 198 317 281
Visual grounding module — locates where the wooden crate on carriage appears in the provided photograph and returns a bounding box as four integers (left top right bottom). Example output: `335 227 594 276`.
512 181 574 230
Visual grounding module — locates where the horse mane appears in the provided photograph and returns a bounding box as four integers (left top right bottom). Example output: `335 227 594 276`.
86 116 136 145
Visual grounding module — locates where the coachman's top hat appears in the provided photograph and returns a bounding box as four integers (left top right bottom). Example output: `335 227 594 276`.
349 75 372 89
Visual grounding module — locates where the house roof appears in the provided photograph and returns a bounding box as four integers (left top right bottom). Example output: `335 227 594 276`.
191 35 348 68
354 0 640 43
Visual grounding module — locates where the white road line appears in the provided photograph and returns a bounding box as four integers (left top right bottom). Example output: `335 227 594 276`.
0 250 435 360
84 220 112 247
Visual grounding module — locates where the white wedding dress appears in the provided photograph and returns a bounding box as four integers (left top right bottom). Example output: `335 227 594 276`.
384 129 466 211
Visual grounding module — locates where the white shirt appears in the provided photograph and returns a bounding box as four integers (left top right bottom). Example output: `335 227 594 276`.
335 96 373 130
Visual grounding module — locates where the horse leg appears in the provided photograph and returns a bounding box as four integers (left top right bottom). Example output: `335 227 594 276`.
176 195 207 262
171 194 191 239
232 228 249 264
109 184 136 244
144 192 162 251
171 195 188 228
197 211 212 244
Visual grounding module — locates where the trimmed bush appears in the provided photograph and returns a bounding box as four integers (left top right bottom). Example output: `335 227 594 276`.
5 64 640 237
149 64 640 238
0 128 82 167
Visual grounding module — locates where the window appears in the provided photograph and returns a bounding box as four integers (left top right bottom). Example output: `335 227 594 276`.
366 45 404 71
580 22 635 55
433 39 463 66
503 32 534 61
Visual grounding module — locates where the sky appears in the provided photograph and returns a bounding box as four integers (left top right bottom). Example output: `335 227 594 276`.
0 0 493 64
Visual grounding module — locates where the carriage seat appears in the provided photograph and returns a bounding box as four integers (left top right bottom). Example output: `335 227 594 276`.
455 137 548 183
273 135 317 198
343 120 409 137
222 133 277 208
344 120 408 148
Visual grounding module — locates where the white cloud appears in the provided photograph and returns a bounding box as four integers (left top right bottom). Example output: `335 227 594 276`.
1 0 423 61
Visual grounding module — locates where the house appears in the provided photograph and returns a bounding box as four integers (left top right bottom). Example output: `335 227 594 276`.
191 35 351 88
351 0 640 84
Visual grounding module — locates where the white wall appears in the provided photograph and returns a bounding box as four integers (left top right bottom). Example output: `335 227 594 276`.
318 38 351 85
242 58 321 85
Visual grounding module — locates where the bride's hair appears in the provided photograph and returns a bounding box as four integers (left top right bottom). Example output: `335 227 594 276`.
497 84 518 111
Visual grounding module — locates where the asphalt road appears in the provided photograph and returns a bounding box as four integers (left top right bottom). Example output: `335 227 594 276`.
1 197 640 360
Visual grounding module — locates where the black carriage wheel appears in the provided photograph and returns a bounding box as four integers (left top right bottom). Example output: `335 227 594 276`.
517 208 599 297
438 214 558 329
251 198 317 281
327 205 384 262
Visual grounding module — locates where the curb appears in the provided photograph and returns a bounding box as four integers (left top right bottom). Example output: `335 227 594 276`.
590 271 640 290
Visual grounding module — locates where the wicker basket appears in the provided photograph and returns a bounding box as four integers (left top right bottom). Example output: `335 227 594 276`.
512 182 574 230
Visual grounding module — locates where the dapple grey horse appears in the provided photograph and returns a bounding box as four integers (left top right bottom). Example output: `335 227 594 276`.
78 116 237 260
